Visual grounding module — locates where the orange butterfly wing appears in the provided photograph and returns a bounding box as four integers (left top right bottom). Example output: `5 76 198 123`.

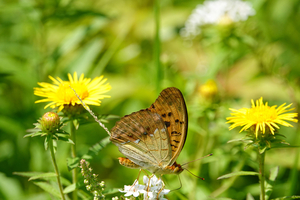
110 87 188 174
110 110 172 172
147 87 188 166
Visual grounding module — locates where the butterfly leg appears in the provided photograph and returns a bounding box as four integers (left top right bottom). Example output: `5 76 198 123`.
129 169 143 191
156 175 165 199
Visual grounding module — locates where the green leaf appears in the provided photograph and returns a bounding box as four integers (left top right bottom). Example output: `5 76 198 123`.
63 183 76 194
88 136 111 155
67 157 80 171
13 172 44 178
246 193 255 200
56 133 74 144
217 171 259 180
29 172 57 181
64 180 85 194
269 166 279 181
259 146 268 154
270 196 300 200
24 131 43 138
73 119 80 130
33 181 61 198
265 166 279 200
103 188 120 195
44 136 49 151
227 138 244 143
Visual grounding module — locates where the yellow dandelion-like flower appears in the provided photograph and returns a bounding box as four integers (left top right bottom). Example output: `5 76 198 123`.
199 80 218 100
34 72 111 112
227 97 298 138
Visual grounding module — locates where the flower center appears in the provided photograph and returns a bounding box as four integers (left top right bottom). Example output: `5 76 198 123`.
57 82 89 103
247 105 278 123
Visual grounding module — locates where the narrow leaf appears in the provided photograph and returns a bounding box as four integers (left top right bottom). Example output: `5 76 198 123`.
269 166 279 181
67 157 80 171
259 146 268 154
29 172 57 181
13 172 44 178
24 131 43 138
217 171 259 180
271 196 300 200
89 136 110 155
227 138 244 143
246 193 255 200
265 166 279 200
63 183 76 194
103 188 121 195
33 181 61 198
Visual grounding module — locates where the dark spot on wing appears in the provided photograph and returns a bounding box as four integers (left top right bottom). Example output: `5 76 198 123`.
175 119 179 123
171 131 181 136
168 112 172 116
164 121 170 127
173 140 180 143
180 121 184 124
170 144 178 151
162 113 166 118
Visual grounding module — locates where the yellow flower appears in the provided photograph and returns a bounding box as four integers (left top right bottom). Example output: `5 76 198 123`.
227 97 298 138
199 80 218 100
34 72 111 112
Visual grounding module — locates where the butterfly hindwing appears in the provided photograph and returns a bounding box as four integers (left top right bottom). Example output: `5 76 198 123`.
110 110 173 170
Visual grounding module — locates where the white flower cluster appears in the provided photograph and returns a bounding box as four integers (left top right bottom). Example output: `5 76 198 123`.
181 0 256 38
119 175 170 200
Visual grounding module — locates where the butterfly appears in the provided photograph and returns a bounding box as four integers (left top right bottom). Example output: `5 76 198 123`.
110 87 188 175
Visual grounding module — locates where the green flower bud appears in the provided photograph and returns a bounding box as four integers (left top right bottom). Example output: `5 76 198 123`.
40 112 60 134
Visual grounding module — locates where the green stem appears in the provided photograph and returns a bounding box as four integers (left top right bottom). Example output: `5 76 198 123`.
49 135 65 200
70 121 78 200
154 0 162 92
258 151 266 200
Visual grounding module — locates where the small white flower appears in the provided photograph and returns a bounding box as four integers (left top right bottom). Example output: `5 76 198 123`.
181 0 256 38
119 180 146 197
120 176 170 200
142 175 170 200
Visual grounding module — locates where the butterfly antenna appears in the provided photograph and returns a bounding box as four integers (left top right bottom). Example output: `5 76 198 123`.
181 153 213 166
182 167 205 180
69 86 111 136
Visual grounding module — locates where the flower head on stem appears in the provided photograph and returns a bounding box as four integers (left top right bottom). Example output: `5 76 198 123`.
34 72 111 113
227 97 298 138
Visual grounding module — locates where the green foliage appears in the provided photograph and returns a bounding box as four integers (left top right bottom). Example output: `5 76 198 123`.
1 0 300 199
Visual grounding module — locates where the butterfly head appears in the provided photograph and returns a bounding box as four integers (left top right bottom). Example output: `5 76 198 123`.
164 162 184 175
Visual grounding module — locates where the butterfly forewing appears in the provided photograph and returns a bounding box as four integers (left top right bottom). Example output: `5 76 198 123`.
110 110 173 170
147 87 188 166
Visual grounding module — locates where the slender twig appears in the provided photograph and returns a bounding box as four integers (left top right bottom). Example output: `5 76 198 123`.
49 135 65 200
69 86 111 136
70 122 78 200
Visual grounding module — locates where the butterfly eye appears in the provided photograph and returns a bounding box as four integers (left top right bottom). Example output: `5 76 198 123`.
143 132 147 135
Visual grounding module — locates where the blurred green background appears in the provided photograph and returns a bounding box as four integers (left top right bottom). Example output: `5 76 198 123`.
1 0 300 199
